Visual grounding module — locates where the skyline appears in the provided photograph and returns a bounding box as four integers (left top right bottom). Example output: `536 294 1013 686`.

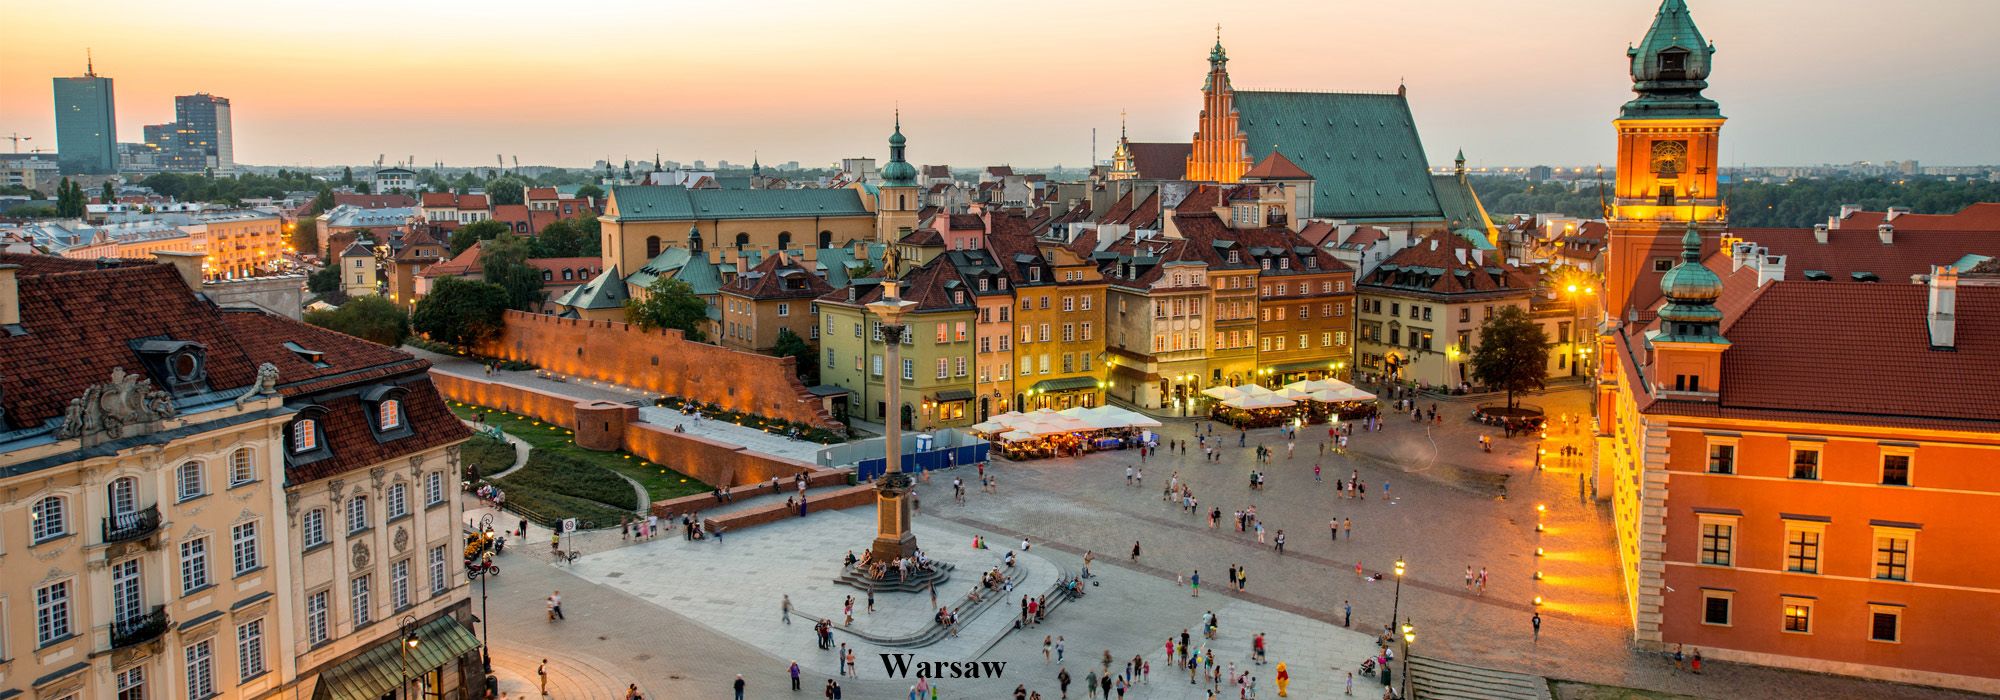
4 0 1998 170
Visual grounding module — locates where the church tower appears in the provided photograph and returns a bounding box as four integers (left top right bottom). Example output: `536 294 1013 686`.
1184 29 1253 183
876 111 921 243
1107 111 1138 181
1607 0 1726 319
1650 220 1729 398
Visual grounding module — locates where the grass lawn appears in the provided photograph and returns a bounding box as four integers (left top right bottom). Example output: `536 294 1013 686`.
460 434 516 479
448 403 710 502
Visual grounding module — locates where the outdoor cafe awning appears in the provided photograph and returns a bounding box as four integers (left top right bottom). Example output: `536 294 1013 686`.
1223 394 1296 410
1031 376 1101 394
1270 360 1340 374
311 616 479 700
935 389 975 402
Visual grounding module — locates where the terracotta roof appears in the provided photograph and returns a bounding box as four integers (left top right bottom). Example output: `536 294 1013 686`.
1243 150 1312 180
284 382 468 484
528 257 601 278
218 309 426 396
985 166 1014 177
1712 283 2000 427
1833 203 2000 232
1126 143 1191 181
419 192 457 207
525 187 559 201
1360 233 1531 296
1721 225 2000 285
0 255 147 276
1298 221 1339 247
724 253 834 300
899 228 944 246
834 257 973 313
420 243 481 278
458 194 489 209
947 214 986 231
923 165 951 178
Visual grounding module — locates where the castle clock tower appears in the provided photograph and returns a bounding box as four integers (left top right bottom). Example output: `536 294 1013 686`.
1608 0 1725 319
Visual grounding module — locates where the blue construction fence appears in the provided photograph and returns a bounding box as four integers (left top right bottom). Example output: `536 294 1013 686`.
820 429 991 481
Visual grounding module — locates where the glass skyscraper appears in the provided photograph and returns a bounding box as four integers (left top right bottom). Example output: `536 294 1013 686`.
52 62 116 174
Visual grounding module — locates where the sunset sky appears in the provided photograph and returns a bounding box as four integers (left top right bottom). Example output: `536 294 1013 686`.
3 0 1995 170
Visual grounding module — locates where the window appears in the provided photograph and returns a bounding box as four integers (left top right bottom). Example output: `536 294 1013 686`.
1063 324 1075 342
1785 524 1823 574
1699 520 1734 566
291 419 318 453
112 558 143 628
185 637 215 699
936 358 948 379
871 355 882 377
1062 354 1074 373
777 302 789 317
1082 323 1093 341
430 545 448 596
1653 258 1675 273
1881 451 1912 486
1080 354 1092 371
348 495 370 533
954 356 967 377
306 590 329 645
117 666 146 700
955 321 967 341
303 509 326 548
1870 606 1902 643
31 495 67 543
351 574 373 627
1700 590 1732 626
229 448 255 486
1322 332 1333 347
373 399 402 432
178 461 207 501
231 521 260 576
1782 598 1813 634
1706 441 1735 474
426 471 445 506
37 580 72 645
1063 296 1074 312
936 323 947 343
1081 296 1092 310
901 358 914 381
181 536 210 594
387 483 409 520
391 559 411 610
1039 323 1050 342
1874 529 1913 581
1791 446 1821 480
237 619 266 680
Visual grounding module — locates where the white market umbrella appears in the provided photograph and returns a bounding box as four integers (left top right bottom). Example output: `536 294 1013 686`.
1202 385 1245 401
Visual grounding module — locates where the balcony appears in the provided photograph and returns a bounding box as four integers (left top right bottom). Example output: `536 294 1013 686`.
103 505 162 544
110 606 170 649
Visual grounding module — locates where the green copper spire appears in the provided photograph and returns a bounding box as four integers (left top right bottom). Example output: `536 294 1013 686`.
1622 0 1721 119
1656 220 1726 341
881 110 917 187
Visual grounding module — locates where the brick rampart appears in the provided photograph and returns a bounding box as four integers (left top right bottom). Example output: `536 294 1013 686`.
472 311 839 429
432 371 580 428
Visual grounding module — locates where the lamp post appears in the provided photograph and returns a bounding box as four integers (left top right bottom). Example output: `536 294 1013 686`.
1389 558 1406 641
398 614 422 699
1401 622 1416 700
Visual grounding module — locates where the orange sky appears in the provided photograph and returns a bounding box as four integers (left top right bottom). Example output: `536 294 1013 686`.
2 0 1995 169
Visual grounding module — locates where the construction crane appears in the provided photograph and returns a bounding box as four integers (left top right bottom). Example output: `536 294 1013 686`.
376 154 385 169
5 133 30 153
512 155 519 174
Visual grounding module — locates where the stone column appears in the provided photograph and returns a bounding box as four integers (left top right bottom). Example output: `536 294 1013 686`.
868 289 920 563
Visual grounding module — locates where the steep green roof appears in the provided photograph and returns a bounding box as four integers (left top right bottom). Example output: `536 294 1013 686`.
608 186 869 222
673 253 725 295
624 246 692 290
815 243 884 288
1622 0 1721 119
1432 174 1495 237
554 265 628 310
1234 91 1443 219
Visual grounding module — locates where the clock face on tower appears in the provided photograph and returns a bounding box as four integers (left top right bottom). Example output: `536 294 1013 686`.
1651 140 1689 177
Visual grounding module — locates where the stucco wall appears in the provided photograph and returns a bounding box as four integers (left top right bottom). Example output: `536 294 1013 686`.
471 311 839 429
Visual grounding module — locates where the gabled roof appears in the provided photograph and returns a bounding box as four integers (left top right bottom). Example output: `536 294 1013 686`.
609 186 869 222
554 266 628 310
1360 233 1531 296
1431 174 1495 236
1833 203 2000 232
419 243 480 278
625 246 694 290
1126 143 1191 181
1718 226 2000 284
723 253 834 301
1233 91 1442 219
1243 150 1312 180
672 253 725 295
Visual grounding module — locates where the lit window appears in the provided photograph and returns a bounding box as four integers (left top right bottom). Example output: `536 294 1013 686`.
378 400 402 431
1782 598 1813 634
291 419 318 453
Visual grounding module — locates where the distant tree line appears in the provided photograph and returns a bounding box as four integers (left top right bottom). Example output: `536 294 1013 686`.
1472 175 2000 228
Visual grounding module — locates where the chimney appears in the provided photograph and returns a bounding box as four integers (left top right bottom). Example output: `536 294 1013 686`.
1878 223 1895 245
154 250 205 290
1837 203 1863 222
1928 265 1958 349
1886 206 1910 222
1730 242 1752 271
1161 209 1182 239
1812 223 1828 244
1756 253 1786 287
0 264 20 328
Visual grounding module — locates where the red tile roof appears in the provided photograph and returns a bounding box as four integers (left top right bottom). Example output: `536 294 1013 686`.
1833 203 2000 232
420 244 481 278
284 383 468 484
525 187 559 201
1360 233 1531 297
1244 150 1311 180
1720 226 2000 283
1126 143 1191 180
724 253 834 300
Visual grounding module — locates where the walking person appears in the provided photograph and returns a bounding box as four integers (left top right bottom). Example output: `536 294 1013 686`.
1343 600 1352 627
1131 540 1142 561
547 591 564 621
1532 612 1542 642
783 594 793 623
734 674 746 700
1191 570 1200 597
538 660 550 695
791 661 803 691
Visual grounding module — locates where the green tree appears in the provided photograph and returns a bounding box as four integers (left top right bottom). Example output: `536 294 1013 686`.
481 233 545 311
291 218 320 256
531 216 600 258
486 177 525 206
341 166 354 186
307 265 342 295
7 204 59 218
575 184 605 202
625 277 708 342
304 295 409 346
55 178 86 218
411 277 509 348
101 180 115 203
312 187 336 215
1469 305 1551 410
772 327 817 385
448 219 510 256
355 181 372 195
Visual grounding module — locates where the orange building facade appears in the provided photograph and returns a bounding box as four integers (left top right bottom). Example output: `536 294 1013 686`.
1596 2 2000 693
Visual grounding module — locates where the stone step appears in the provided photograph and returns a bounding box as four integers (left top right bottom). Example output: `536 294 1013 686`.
1407 655 1551 700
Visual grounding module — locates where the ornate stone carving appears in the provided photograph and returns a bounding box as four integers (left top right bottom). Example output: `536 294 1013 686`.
393 526 409 553
328 478 347 504
233 362 280 407
370 466 386 490
880 324 908 345
351 541 371 570
408 455 424 478
56 367 178 443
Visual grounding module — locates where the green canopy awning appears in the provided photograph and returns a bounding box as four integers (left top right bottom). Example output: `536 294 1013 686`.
1031 376 1100 393
312 616 480 700
935 388 975 402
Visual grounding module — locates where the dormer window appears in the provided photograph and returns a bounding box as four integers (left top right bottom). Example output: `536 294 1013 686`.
1228 251 1241 264
378 399 402 431
291 419 319 453
133 339 210 396
1278 258 1290 270
1658 48 1688 74
360 386 415 441
1029 268 1042 282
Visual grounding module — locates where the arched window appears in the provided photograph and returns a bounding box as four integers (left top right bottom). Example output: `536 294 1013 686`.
31 495 68 543
378 399 402 431
735 233 751 251
776 232 792 250
347 495 370 533
108 476 138 516
229 448 255 486
818 231 833 249
176 461 206 501
291 419 318 453
645 236 662 258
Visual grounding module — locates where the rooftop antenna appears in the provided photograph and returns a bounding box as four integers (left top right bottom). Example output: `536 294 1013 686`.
86 48 95 77
1595 164 1608 219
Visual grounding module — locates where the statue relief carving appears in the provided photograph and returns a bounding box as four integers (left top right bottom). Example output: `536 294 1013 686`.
393 526 409 553
233 363 281 407
328 478 348 503
351 541 371 570
409 455 424 478
56 367 178 443
370 466 386 490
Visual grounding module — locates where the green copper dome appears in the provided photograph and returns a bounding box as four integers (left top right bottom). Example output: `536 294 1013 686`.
1658 222 1725 332
1622 0 1721 119
882 112 917 187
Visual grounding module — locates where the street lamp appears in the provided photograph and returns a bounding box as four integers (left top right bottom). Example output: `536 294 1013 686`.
1401 623 1416 700
398 614 422 699
1389 558 1407 640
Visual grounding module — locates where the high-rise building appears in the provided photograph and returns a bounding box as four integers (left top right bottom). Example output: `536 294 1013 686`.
51 55 117 174
172 93 234 174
